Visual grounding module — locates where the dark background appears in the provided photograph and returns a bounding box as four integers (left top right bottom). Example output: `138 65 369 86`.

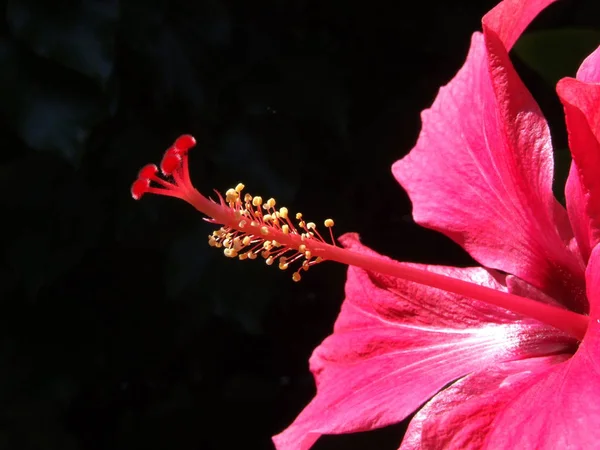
1 1 599 449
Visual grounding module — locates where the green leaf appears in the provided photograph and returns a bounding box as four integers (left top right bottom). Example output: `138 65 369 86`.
514 28 600 87
7 0 118 85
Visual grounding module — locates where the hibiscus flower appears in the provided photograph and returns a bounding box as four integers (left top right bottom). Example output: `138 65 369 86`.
131 0 600 448
272 0 600 448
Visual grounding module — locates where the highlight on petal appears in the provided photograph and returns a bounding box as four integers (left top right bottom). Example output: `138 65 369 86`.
272 234 572 450
401 355 569 450
393 4 585 311
475 245 600 449
558 46 600 264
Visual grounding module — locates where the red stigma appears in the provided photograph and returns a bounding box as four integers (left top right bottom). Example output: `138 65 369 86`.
130 135 197 201
174 134 196 152
160 147 183 175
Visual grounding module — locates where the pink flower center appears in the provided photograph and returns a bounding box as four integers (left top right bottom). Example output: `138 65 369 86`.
132 135 590 341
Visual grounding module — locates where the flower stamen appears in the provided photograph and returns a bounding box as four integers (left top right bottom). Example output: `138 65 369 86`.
132 135 590 340
131 135 337 280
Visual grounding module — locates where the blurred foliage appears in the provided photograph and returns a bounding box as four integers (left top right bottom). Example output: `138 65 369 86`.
514 28 600 87
0 0 598 449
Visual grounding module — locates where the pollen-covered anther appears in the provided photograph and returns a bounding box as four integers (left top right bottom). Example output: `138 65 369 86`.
194 184 334 282
225 188 240 203
224 248 238 258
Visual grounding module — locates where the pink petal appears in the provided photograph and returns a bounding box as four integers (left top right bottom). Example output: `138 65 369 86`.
565 164 593 262
272 234 572 450
481 246 600 448
400 355 569 450
483 0 558 49
558 46 600 264
393 3 585 311
402 246 600 449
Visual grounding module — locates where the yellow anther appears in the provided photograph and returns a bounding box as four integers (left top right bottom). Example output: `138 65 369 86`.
299 244 307 253
244 193 252 203
279 207 289 219
261 250 270 259
248 252 258 260
266 256 274 266
282 224 290 234
239 252 248 260
324 218 334 227
263 214 273 222
235 183 245 193
223 238 231 248
233 238 243 251
238 220 247 228
225 188 239 203
305 251 312 259
315 257 323 263
242 236 252 246
260 226 269 236
279 262 289 270
306 222 316 230
299 220 306 228
271 240 280 247
296 212 302 220
267 198 276 208
263 241 272 250
252 196 263 207
292 272 301 282
224 248 238 258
